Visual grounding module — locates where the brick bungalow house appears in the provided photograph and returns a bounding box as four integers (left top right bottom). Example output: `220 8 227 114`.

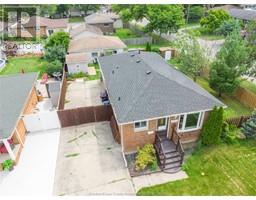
0 73 38 170
85 12 122 34
21 16 68 37
66 34 126 73
98 52 224 172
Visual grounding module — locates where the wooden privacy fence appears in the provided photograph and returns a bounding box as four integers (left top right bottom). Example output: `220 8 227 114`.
235 87 256 109
225 115 251 127
122 36 152 45
57 105 113 127
57 69 67 110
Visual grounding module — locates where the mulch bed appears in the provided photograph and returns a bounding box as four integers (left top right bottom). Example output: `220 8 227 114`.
125 153 162 177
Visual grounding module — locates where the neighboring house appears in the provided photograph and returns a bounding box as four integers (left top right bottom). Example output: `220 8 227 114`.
98 52 224 171
8 23 33 38
0 73 38 170
68 8 85 17
69 23 103 39
229 8 256 22
209 5 241 12
65 52 90 74
85 12 123 34
20 16 69 37
68 35 126 62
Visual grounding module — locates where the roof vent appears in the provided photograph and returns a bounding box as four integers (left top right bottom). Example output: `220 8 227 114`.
118 97 121 101
136 59 141 63
146 70 151 75
116 66 119 69
112 70 115 74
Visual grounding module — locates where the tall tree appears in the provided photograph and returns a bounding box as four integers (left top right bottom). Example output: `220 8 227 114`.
112 5 185 34
39 5 57 17
73 4 100 15
44 31 70 51
145 5 185 34
201 106 224 146
200 9 231 33
112 4 148 22
175 33 207 82
56 4 70 16
245 21 256 78
209 31 249 97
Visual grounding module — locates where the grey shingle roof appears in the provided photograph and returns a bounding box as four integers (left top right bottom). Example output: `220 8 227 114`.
0 73 37 140
98 52 224 124
229 9 256 21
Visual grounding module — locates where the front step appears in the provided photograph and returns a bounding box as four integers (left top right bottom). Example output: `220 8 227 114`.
155 134 183 174
159 155 181 165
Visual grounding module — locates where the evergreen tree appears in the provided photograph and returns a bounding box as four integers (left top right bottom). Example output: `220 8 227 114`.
209 30 249 97
241 112 256 139
145 42 151 51
201 107 224 145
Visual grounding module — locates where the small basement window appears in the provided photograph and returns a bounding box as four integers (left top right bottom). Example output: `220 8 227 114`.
134 120 148 132
178 112 204 132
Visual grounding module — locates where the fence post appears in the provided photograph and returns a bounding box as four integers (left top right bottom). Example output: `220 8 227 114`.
238 116 244 127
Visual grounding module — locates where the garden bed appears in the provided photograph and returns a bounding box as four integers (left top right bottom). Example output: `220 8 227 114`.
125 153 161 177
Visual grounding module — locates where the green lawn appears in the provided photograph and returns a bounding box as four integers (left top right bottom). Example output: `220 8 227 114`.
138 139 256 195
114 28 140 39
240 79 256 95
68 17 84 23
86 63 101 80
0 56 49 77
196 77 252 119
167 58 252 119
186 27 225 41
67 63 101 81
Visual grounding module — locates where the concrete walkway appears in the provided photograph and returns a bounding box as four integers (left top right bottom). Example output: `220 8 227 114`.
132 171 188 193
0 129 60 195
65 79 103 109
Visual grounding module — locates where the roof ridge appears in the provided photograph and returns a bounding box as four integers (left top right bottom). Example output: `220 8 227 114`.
120 57 155 122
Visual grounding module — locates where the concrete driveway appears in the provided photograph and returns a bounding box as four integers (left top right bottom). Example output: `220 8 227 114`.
0 129 60 195
53 122 135 195
65 79 104 109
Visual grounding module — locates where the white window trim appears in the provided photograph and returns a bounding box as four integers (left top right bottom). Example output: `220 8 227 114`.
134 120 148 132
177 111 204 133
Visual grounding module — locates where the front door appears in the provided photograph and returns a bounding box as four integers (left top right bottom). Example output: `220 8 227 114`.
157 117 168 131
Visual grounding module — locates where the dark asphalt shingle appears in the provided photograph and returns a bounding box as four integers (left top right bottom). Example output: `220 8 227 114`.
98 52 224 124
0 73 37 139
230 9 256 21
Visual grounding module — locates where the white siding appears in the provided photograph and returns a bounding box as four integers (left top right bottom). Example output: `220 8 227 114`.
67 62 89 74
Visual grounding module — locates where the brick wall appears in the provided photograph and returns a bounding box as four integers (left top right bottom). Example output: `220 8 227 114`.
24 26 47 37
121 111 210 153
122 119 157 153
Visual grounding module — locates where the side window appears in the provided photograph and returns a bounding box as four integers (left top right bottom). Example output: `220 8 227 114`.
134 121 148 132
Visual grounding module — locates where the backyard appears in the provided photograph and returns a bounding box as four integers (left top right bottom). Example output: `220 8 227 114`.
114 28 140 39
196 77 252 119
138 139 256 195
168 58 252 119
0 56 49 77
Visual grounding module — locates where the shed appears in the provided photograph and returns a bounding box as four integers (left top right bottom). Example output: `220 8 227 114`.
65 53 90 74
159 47 177 61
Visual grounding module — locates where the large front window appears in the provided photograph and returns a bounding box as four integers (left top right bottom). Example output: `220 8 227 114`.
178 112 204 131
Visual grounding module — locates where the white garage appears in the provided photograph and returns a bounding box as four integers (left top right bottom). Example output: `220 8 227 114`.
65 52 90 74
